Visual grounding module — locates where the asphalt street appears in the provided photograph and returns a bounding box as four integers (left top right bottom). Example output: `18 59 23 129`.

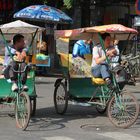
0 77 140 140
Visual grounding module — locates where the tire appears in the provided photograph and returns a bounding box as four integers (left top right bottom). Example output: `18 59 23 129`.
107 91 139 128
15 92 31 130
30 87 37 116
30 97 36 117
96 105 107 114
54 82 68 115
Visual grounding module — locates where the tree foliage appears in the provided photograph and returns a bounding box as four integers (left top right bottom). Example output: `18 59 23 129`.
43 0 73 9
63 0 73 9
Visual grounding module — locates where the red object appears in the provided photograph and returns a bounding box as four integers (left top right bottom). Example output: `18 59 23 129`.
8 0 14 10
1 0 14 11
43 7 50 11
3 0 6 10
30 6 36 9
0 1 2 10
135 0 140 14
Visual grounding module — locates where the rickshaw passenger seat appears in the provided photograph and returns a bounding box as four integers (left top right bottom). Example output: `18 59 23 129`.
92 77 105 85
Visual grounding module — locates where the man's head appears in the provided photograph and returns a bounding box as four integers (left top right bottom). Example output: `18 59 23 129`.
84 39 93 45
101 33 111 48
113 39 119 46
13 34 25 49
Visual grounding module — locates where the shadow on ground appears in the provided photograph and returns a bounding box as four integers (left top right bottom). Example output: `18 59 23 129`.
27 105 107 132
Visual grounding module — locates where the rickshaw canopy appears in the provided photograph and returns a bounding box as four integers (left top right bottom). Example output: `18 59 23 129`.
0 20 44 58
85 24 138 33
55 24 138 41
0 20 44 34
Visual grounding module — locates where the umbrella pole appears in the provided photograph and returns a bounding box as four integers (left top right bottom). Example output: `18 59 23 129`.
45 23 56 68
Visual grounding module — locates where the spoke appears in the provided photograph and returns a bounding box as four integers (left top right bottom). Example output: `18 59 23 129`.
108 92 139 128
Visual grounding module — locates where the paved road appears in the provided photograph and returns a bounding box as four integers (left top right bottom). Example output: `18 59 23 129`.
0 77 140 140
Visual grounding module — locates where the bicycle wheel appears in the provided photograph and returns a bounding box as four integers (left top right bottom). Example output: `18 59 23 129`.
96 105 107 114
108 91 139 128
54 82 68 115
15 92 31 130
30 97 36 117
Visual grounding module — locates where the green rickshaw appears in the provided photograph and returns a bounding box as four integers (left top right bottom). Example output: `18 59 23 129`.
0 20 43 130
54 24 140 128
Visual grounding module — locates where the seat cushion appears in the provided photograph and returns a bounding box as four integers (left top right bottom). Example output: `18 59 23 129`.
92 77 105 85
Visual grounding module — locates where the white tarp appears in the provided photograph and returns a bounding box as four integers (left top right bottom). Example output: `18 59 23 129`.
0 20 43 34
0 20 44 55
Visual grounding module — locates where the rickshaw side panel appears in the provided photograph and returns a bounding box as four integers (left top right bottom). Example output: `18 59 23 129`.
57 53 69 77
26 70 36 97
0 70 36 98
69 78 101 98
0 78 12 98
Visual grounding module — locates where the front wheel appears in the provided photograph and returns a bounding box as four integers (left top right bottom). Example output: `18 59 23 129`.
107 91 139 128
54 82 68 115
15 92 31 130
96 104 107 114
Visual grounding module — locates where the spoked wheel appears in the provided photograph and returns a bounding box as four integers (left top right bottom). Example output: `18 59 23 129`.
30 87 37 116
96 105 107 114
30 97 36 116
108 91 139 128
15 92 31 130
54 82 68 115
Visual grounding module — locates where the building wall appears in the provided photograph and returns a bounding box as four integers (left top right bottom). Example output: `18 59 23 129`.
0 0 14 23
90 4 136 27
72 0 136 28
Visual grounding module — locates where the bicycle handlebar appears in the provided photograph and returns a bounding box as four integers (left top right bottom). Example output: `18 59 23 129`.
11 63 35 73
11 64 28 73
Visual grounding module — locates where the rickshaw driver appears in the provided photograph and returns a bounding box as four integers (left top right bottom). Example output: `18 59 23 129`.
91 33 117 86
72 39 93 58
4 34 28 92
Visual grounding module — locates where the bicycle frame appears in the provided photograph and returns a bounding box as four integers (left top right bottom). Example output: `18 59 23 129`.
16 63 23 109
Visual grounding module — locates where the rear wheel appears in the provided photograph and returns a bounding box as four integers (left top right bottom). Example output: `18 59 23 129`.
96 105 107 114
54 82 68 115
108 91 139 128
30 97 36 116
15 92 31 130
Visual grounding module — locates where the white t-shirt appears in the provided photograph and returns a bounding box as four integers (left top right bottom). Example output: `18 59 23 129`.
91 44 119 67
91 44 105 67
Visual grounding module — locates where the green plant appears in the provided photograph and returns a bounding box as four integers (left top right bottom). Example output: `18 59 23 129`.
43 0 48 4
43 0 73 9
63 0 73 9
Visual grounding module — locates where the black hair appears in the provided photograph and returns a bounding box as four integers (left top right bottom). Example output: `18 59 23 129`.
101 33 111 41
13 34 24 45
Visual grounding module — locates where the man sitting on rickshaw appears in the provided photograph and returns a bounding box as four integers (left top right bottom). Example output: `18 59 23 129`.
72 39 93 58
91 33 118 86
3 34 28 92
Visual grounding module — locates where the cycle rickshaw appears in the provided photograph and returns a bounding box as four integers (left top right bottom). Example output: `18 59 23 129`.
54 24 140 128
0 20 43 130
